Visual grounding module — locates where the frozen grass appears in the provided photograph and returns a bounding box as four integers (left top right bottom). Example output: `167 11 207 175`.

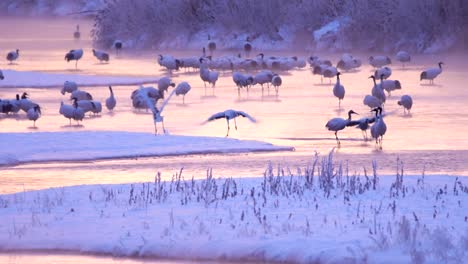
0 151 466 263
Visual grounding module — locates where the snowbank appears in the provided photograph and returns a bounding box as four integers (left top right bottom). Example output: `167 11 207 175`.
0 153 466 263
0 70 158 88
0 131 293 166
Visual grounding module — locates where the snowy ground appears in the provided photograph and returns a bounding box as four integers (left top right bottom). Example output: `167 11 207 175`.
0 153 466 263
0 70 158 88
0 131 293 166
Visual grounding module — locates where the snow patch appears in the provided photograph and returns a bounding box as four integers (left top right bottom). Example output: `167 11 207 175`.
0 131 293 166
0 70 158 88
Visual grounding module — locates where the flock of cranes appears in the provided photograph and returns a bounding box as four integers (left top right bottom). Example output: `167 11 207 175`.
0 26 446 148
323 59 443 149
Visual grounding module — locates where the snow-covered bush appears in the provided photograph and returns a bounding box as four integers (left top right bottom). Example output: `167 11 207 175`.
2 0 466 52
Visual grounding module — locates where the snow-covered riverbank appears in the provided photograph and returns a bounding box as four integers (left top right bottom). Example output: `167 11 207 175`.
0 131 293 166
0 153 466 263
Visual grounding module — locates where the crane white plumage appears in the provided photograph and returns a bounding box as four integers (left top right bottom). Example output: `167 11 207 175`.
158 76 176 92
106 86 116 111
203 109 257 137
396 51 411 67
61 81 78 95
233 72 254 96
131 86 163 111
6 49 19 64
141 86 178 135
90 101 102 115
65 49 83 69
370 75 386 104
18 92 38 112
60 98 85 125
71 99 100 115
73 25 80 40
308 56 332 68
370 107 387 149
271 74 282 97
175 81 191 104
323 66 338 84
363 95 382 109
113 40 123 55
337 54 361 71
398 95 413 114
253 70 274 96
325 110 358 146
0 96 20 114
369 55 391 68
420 62 443 84
244 37 252 57
158 55 181 73
5 94 21 114
333 72 345 107
93 49 110 63
179 56 201 72
346 114 377 141
199 58 219 96
207 34 216 56
381 79 402 96
27 105 41 127
70 90 93 101
374 66 392 80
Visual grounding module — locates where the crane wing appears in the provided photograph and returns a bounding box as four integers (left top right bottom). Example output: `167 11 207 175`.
200 111 227 126
159 87 177 113
207 111 227 121
141 90 159 118
346 120 360 127
237 111 257 123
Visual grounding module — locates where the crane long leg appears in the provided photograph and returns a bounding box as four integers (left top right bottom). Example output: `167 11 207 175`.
335 131 340 145
234 118 237 130
75 60 78 70
154 121 157 135
162 120 166 134
225 119 230 137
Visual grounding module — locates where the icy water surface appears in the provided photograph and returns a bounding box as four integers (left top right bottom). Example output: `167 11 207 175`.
1 15 468 264
0 252 256 264
1 16 468 195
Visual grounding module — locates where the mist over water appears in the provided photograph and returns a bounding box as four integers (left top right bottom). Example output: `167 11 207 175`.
1 16 468 196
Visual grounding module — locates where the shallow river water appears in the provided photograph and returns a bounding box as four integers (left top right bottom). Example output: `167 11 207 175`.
0 16 467 263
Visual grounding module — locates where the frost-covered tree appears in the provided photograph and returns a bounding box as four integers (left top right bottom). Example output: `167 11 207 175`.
3 0 465 52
